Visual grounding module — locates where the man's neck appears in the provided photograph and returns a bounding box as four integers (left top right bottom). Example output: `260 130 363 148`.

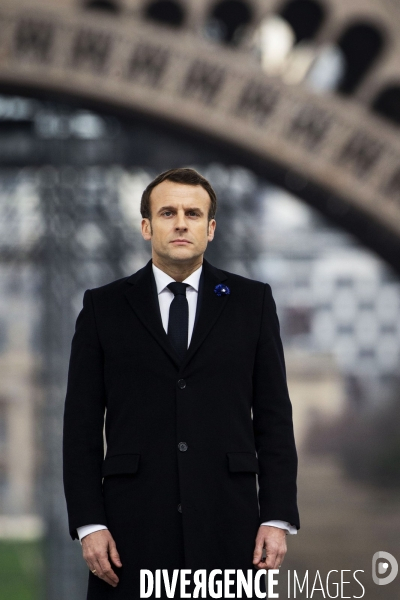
152 256 203 282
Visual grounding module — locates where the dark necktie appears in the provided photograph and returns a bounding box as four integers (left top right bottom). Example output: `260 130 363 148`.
167 282 189 360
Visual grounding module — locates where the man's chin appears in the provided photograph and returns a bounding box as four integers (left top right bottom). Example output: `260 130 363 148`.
163 248 202 263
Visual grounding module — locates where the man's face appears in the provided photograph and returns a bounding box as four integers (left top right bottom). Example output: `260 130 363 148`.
141 180 216 264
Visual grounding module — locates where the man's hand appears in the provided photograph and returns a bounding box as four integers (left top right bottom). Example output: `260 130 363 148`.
253 525 287 570
82 529 122 587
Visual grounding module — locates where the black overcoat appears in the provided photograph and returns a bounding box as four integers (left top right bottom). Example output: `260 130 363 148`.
63 258 299 599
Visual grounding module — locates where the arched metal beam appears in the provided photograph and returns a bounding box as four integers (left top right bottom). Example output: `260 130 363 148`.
0 3 399 272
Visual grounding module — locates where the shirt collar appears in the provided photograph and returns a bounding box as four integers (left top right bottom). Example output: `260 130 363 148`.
152 262 202 294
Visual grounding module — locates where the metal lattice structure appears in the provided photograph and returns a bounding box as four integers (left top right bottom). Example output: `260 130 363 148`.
1 0 400 270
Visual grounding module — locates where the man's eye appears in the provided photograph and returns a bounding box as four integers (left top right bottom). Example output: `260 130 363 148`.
162 211 172 216
188 212 199 216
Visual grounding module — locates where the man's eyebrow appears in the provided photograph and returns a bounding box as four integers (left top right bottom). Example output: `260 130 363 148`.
157 206 204 214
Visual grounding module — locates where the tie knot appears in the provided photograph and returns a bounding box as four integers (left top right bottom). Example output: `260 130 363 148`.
167 282 189 297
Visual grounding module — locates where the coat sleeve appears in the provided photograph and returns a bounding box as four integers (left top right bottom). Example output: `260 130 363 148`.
252 283 300 530
63 289 108 540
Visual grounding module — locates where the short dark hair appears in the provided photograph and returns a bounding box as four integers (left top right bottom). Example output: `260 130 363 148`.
140 167 217 221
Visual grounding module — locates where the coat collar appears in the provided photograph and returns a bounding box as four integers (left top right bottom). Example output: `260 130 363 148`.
124 258 229 370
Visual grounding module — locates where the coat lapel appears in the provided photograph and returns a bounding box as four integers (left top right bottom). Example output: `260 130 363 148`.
180 258 229 370
124 258 230 370
124 259 181 367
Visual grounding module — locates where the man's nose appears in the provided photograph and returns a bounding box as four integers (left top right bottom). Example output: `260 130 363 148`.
175 212 187 229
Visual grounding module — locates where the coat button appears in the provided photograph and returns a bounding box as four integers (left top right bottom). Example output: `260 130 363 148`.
178 442 188 452
177 379 186 389
177 504 182 513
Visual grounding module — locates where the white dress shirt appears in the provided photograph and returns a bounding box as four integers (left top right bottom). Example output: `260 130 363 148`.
77 262 297 542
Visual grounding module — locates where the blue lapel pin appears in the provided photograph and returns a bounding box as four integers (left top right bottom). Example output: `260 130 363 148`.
214 284 230 297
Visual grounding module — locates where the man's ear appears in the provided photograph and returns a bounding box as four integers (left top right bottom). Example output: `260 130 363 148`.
141 218 152 240
208 219 216 241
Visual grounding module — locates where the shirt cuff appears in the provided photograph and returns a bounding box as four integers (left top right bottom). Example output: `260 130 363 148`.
261 520 298 535
77 524 108 544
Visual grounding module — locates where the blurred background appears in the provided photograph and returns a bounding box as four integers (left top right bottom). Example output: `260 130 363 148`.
0 0 400 598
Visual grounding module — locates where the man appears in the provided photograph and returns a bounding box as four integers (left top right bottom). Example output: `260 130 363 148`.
63 167 300 599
